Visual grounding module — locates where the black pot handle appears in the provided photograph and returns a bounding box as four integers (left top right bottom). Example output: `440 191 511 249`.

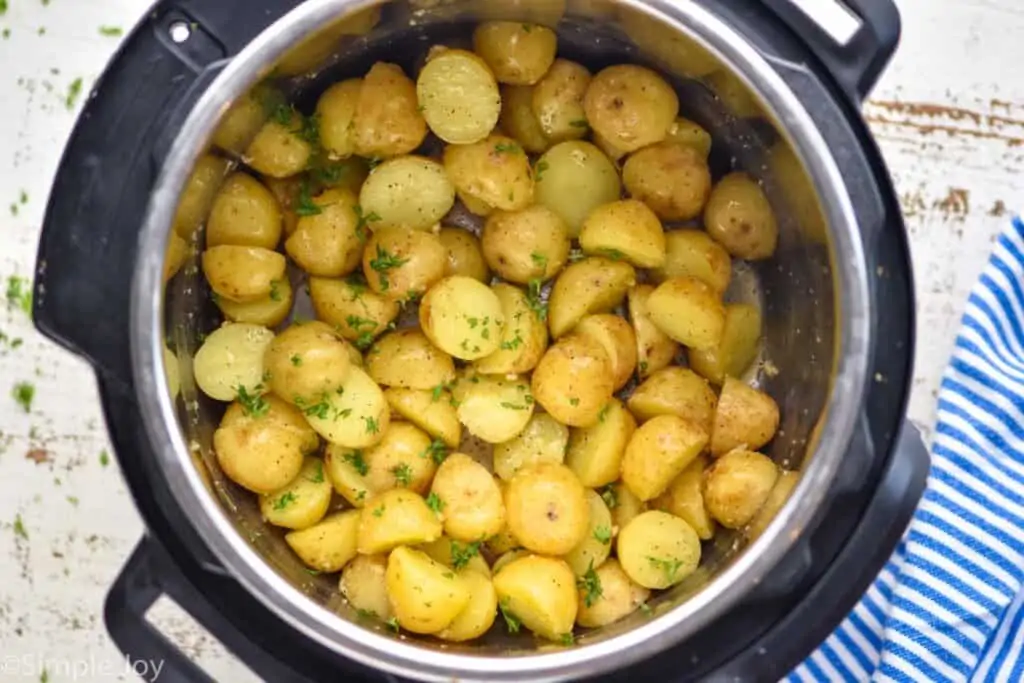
764 0 901 101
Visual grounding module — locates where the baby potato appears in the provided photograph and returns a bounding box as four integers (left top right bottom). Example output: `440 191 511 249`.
574 315 636 391
705 70 762 119
420 537 492 577
654 229 732 296
535 140 621 237
260 457 333 530
358 489 443 554
689 303 762 384
548 257 636 339
212 87 274 155
474 283 549 375
565 399 635 488
263 176 302 238
579 200 667 268
436 568 498 642
622 142 712 221
384 388 462 448
458 190 495 218
493 412 569 481
264 321 354 405
431 452 506 542
608 482 646 531
359 155 455 231
628 285 679 379
747 469 799 538
206 173 282 250
361 422 437 495
576 559 650 628
164 231 189 284
564 489 614 576
163 345 181 400
303 366 390 449
618 9 719 78
439 228 490 283
316 78 362 159
499 85 550 153
352 62 427 158
583 65 678 154
486 518 521 557
202 245 286 303
506 463 589 555
285 509 361 573
194 322 275 401
493 555 578 641
473 22 557 85
273 6 381 76
455 373 535 443
591 129 629 163
325 442 373 508
492 548 531 575
703 449 779 529
362 226 447 301
532 334 614 427
417 48 501 145
710 378 780 456
617 510 700 589
285 188 363 278
368 331 454 391
216 277 293 327
245 118 314 178
666 117 713 159
704 172 778 261
386 546 471 634
174 154 230 239
621 415 708 501
444 135 534 212
341 554 393 621
646 276 726 351
481 206 571 284
627 367 717 432
419 276 506 361
653 454 715 540
308 276 401 348
531 59 591 142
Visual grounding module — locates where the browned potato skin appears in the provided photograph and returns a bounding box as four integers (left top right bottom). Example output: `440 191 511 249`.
285 188 364 278
245 119 314 179
500 85 550 154
573 314 637 391
439 228 490 283
565 399 636 488
164 233 189 283
352 62 427 159
362 226 446 301
505 463 589 555
646 276 727 352
531 59 592 143
481 206 571 284
666 117 713 158
623 142 712 221
576 559 650 628
628 285 679 379
443 135 534 212
654 230 732 296
531 334 615 428
316 78 362 159
202 245 286 303
206 173 283 249
703 449 779 529
704 172 778 261
689 303 762 384
710 378 780 456
473 22 558 85
264 321 355 404
747 469 799 538
653 454 715 540
627 367 717 432
621 414 708 501
583 65 679 154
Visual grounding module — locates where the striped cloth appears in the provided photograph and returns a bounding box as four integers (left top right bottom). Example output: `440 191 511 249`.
790 217 1024 682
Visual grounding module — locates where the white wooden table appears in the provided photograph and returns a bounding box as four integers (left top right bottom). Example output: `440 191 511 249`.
0 0 1017 680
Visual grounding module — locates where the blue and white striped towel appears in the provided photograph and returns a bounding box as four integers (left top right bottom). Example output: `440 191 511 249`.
791 217 1024 682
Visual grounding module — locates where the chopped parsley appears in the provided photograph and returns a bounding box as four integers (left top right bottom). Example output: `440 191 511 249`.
593 524 612 545
364 416 380 434
343 450 368 476
426 492 445 514
577 562 603 607
385 616 400 632
599 248 626 261
355 608 378 620
65 77 84 110
450 540 481 570
559 632 576 646
499 599 521 633
290 354 302 366
526 279 547 321
372 504 386 518
13 514 28 539
598 404 610 422
647 556 684 583
11 381 34 412
392 462 413 487
530 251 548 270
307 462 325 483
639 360 649 375
493 141 521 154
353 204 381 240
534 159 549 181
421 439 448 464
269 279 284 302
273 492 298 510
99 26 123 37
6 275 32 315
599 484 619 510
569 397 580 407
639 602 652 616
295 181 324 217
99 450 110 467
500 401 529 411
499 330 524 351
295 395 329 420
369 246 408 292
298 112 321 146
346 315 377 332
430 382 449 402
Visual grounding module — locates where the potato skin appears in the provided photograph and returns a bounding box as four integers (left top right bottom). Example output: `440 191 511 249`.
302 366 391 449
264 321 354 405
474 283 550 375
703 449 779 529
747 469 799 538
341 554 393 620
666 117 712 158
689 303 762 384
628 285 679 380
245 119 314 178
499 84 550 154
621 415 708 501
365 328 455 391
531 59 591 143
548 257 636 339
316 78 362 159
710 378 780 456
617 510 701 589
308 276 400 347
386 546 471 634
417 49 501 145
481 206 571 284
419 276 506 361
193 322 275 402
357 489 443 554
564 489 614 576
646 276 726 352
573 314 637 391
623 142 712 222
361 422 437 495
216 277 293 328
576 559 650 628
443 135 534 212
493 555 578 641
384 387 462 449
579 199 667 268
473 21 558 85
653 454 715 540
259 457 333 530
505 463 589 555
439 228 490 283
206 173 282 249
285 510 360 572
352 62 427 158
627 367 717 432
531 334 614 428
565 398 636 488
535 141 621 237
654 229 732 296
493 412 568 481
430 452 506 542
202 245 287 303
285 188 363 278
362 226 447 301
583 65 679 154
436 568 498 642
704 172 778 261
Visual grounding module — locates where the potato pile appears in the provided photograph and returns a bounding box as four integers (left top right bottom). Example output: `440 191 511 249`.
171 20 799 646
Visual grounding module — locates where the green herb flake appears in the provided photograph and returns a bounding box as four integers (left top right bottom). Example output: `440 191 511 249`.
40 668 49 683
372 505 386 518
426 492 445 514
530 251 548 270
639 360 649 375
639 601 652 616
269 279 284 302
273 492 298 510
0 1 7 16
392 462 413 487
346 315 377 332
500 402 529 411
499 599 521 633
430 383 449 402
66 496 79 507
534 159 549 181
343 450 369 476
599 248 626 261
11 381 34 412
99 450 110 467
353 204 381 240
569 397 580 407
99 26 124 37
295 181 323 217
308 462 325 484
65 77 84 111
290 354 303 367
356 608 378 620
521 23 532 32
493 141 521 154
599 484 619 510
526 279 547 322
422 439 448 465
364 416 380 434
5 275 32 315
385 616 400 632
369 246 408 292
450 540 482 570
236 385 269 418
593 524 612 545
12 514 28 539
646 555 684 583
500 330 524 351
598 403 610 423
559 632 576 646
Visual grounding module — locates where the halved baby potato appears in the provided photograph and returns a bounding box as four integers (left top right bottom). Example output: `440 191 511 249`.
264 321 355 405
646 276 726 351
565 398 636 488
308 276 401 348
531 334 614 428
316 78 362 159
439 228 490 283
573 314 637 391
652 454 715 540
531 59 591 143
362 226 447 301
216 277 293 328
302 366 390 449
710 378 780 456
627 367 717 432
384 387 462 448
419 276 506 361
474 283 549 375
627 285 679 379
493 555 578 642
493 412 569 481
417 48 501 145
386 546 471 634
352 62 427 159
285 188 364 278
704 172 778 261
430 452 506 542
621 414 708 501
259 456 333 530
564 489 614 576
443 134 534 212
285 509 361 573
361 422 437 495
689 303 762 384
703 449 779 529
473 21 558 85
481 205 571 284
576 559 650 628
194 322 275 401
206 172 282 250
579 200 667 269
340 554 393 621
358 489 443 554
499 84 550 153
653 229 732 296
583 65 678 154
534 141 621 237
622 142 712 222
548 257 636 338
359 156 455 231
436 568 498 642
505 463 589 556
245 117 314 178
454 373 535 443
202 245 287 303
174 154 230 239
617 510 701 589
366 329 456 391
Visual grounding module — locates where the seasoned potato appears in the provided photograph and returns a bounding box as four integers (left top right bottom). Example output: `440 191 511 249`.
303 366 390 449
359 156 455 231
417 48 501 145
689 303 762 384
747 469 799 538
493 413 568 481
325 442 373 508
607 481 646 531
263 176 302 238
627 367 717 431
473 22 557 85
576 559 649 628
704 172 778 261
621 415 708 501
431 452 506 541
316 78 362 159
506 463 589 555
264 321 354 405
259 457 333 530
573 314 636 391
206 173 282 249
194 322 275 401
565 399 635 487
308 276 400 348
654 229 731 295
703 449 779 529
419 276 506 361
420 536 492 577
499 85 550 153
474 283 549 375
705 70 762 119
352 63 427 158
548 257 636 338
164 232 189 283
492 548 531 575
285 509 360 573
202 245 286 303
359 422 437 495
163 345 181 400
653 454 715 540
531 59 591 143
564 489 614 576
617 510 700 589
386 546 471 634
458 190 495 217
532 334 614 427
622 142 712 221
710 378 780 456
216 277 293 327
439 228 490 283
584 65 678 154
212 87 274 154
455 373 534 443
341 554 393 620
436 568 498 642
627 285 678 379
486 520 521 557
384 388 461 449
285 188 363 278
591 129 629 163
481 206 570 284
579 200 667 268
174 154 230 239
535 141 620 237
493 555 577 641
444 135 534 212
245 117 314 178
362 226 446 301
666 117 712 158
214 396 317 493
646 276 726 351
358 489 443 554
366 329 455 390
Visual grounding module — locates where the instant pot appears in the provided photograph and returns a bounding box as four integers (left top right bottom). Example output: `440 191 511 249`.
33 0 929 680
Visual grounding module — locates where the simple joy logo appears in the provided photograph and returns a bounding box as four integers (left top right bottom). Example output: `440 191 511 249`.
0 654 166 680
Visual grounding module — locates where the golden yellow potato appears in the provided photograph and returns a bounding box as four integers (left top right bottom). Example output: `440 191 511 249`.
362 226 446 301
245 118 314 178
703 449 779 529
285 188 363 278
436 568 498 642
493 554 577 641
576 559 650 628
358 489 443 554
193 322 275 401
531 334 614 428
618 8 719 78
366 329 456 391
506 463 589 555
710 378 780 456
458 190 495 218
316 78 362 159
206 173 282 250
548 257 636 338
212 87 273 154
653 454 715 540
384 387 462 449
308 276 400 349
499 84 550 153
431 452 506 542
259 457 333 530
164 232 189 283
565 399 636 488
531 59 591 143
163 345 181 400
627 367 717 432
705 70 762 119
493 412 568 481
583 65 678 154
419 276 506 361
535 141 621 238
174 155 230 239
689 303 762 384
646 276 726 351
492 548 531 575
747 469 800 538
617 510 701 589
621 415 708 501
454 373 535 443
627 285 679 379
285 509 360 573
264 321 354 405
359 155 455 232
360 422 437 495
666 117 712 158
386 546 471 634
340 554 393 620
262 175 303 238
481 206 571 284
473 22 557 85
573 314 637 391
420 536 492 577
439 228 490 283
202 245 286 303
444 135 534 212
622 142 712 221
216 277 293 327
324 442 373 508
653 229 732 296
704 172 778 261
303 366 390 449
564 489 614 576
474 283 549 375
605 482 645 530
579 199 667 268
352 62 427 158
486 522 521 557
417 48 501 145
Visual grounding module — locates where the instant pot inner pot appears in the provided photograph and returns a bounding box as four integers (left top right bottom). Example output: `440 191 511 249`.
161 0 834 654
